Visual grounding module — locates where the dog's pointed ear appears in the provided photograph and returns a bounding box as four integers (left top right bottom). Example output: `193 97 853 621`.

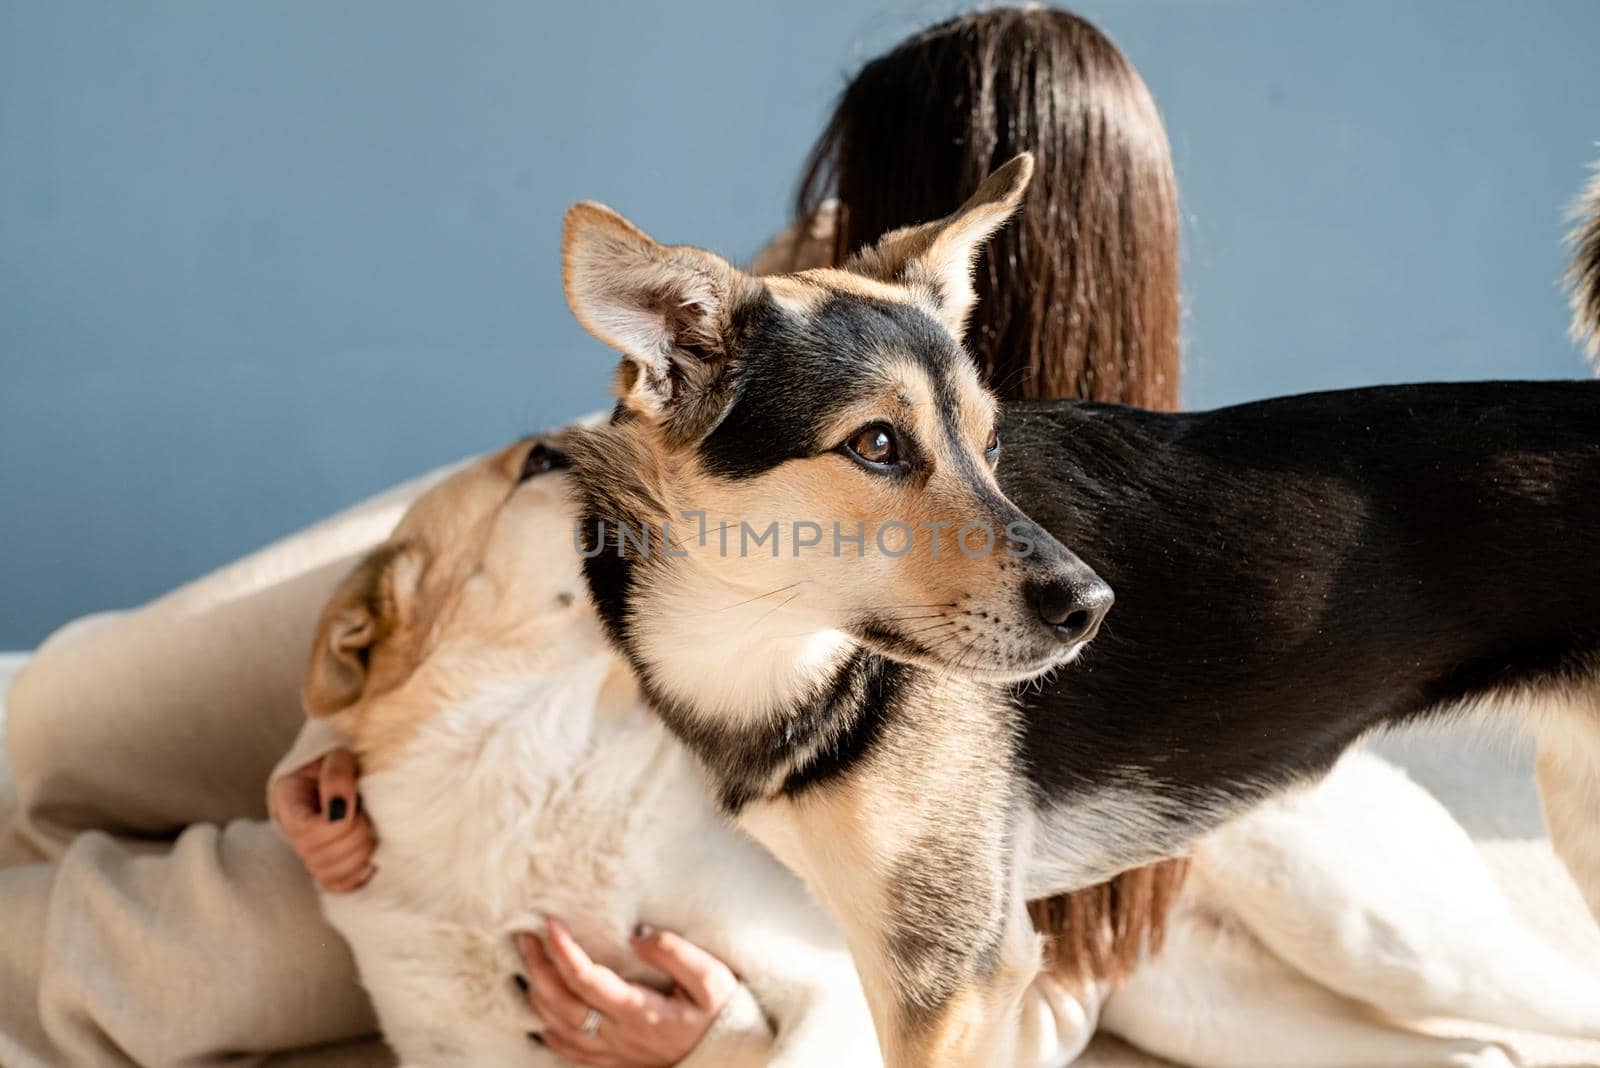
846 153 1034 336
303 543 426 718
562 202 759 434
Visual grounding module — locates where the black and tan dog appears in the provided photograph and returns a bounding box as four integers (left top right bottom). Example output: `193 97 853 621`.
556 155 1600 1066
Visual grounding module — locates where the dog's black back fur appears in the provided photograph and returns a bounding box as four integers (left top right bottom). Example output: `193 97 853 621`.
1002 380 1600 824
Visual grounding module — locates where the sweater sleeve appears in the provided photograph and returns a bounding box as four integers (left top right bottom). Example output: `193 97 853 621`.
673 982 774 1068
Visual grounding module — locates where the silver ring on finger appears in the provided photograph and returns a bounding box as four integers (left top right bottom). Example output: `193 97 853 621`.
579 1008 602 1038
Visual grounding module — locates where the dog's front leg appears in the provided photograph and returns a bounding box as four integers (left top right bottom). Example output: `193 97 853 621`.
741 761 1042 1068
886 919 1042 1068
1532 691 1600 923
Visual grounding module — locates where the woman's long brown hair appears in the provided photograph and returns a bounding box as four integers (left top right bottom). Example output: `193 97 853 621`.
796 7 1181 411
794 6 1186 987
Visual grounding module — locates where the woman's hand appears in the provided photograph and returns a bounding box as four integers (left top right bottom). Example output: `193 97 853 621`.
267 747 378 893
518 917 738 1067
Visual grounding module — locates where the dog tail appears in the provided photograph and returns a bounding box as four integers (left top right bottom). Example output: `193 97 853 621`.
1565 159 1600 365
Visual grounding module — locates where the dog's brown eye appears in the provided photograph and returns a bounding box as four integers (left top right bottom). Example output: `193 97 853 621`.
985 429 1000 458
846 424 899 467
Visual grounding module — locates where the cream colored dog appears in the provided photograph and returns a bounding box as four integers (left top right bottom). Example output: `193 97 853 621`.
298 440 878 1067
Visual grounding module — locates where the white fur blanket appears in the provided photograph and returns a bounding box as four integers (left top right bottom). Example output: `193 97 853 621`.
1077 719 1600 1068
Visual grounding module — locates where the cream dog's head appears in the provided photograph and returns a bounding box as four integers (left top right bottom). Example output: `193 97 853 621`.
301 439 605 763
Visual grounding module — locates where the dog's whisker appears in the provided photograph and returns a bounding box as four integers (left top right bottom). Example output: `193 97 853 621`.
796 598 961 610
713 583 802 612
952 634 981 674
750 588 804 629
903 620 960 638
926 631 969 660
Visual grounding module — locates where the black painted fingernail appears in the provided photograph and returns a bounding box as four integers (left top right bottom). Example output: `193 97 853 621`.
527 1032 544 1046
513 974 529 993
328 797 348 822
632 923 654 940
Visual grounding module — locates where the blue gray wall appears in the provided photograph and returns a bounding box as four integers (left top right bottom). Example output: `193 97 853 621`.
3 1 1598 647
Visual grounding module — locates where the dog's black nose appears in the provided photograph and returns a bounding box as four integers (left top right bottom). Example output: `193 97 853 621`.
1029 575 1113 646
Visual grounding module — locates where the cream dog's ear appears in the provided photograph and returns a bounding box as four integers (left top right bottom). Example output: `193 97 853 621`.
845 153 1034 337
303 542 426 718
561 201 762 440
